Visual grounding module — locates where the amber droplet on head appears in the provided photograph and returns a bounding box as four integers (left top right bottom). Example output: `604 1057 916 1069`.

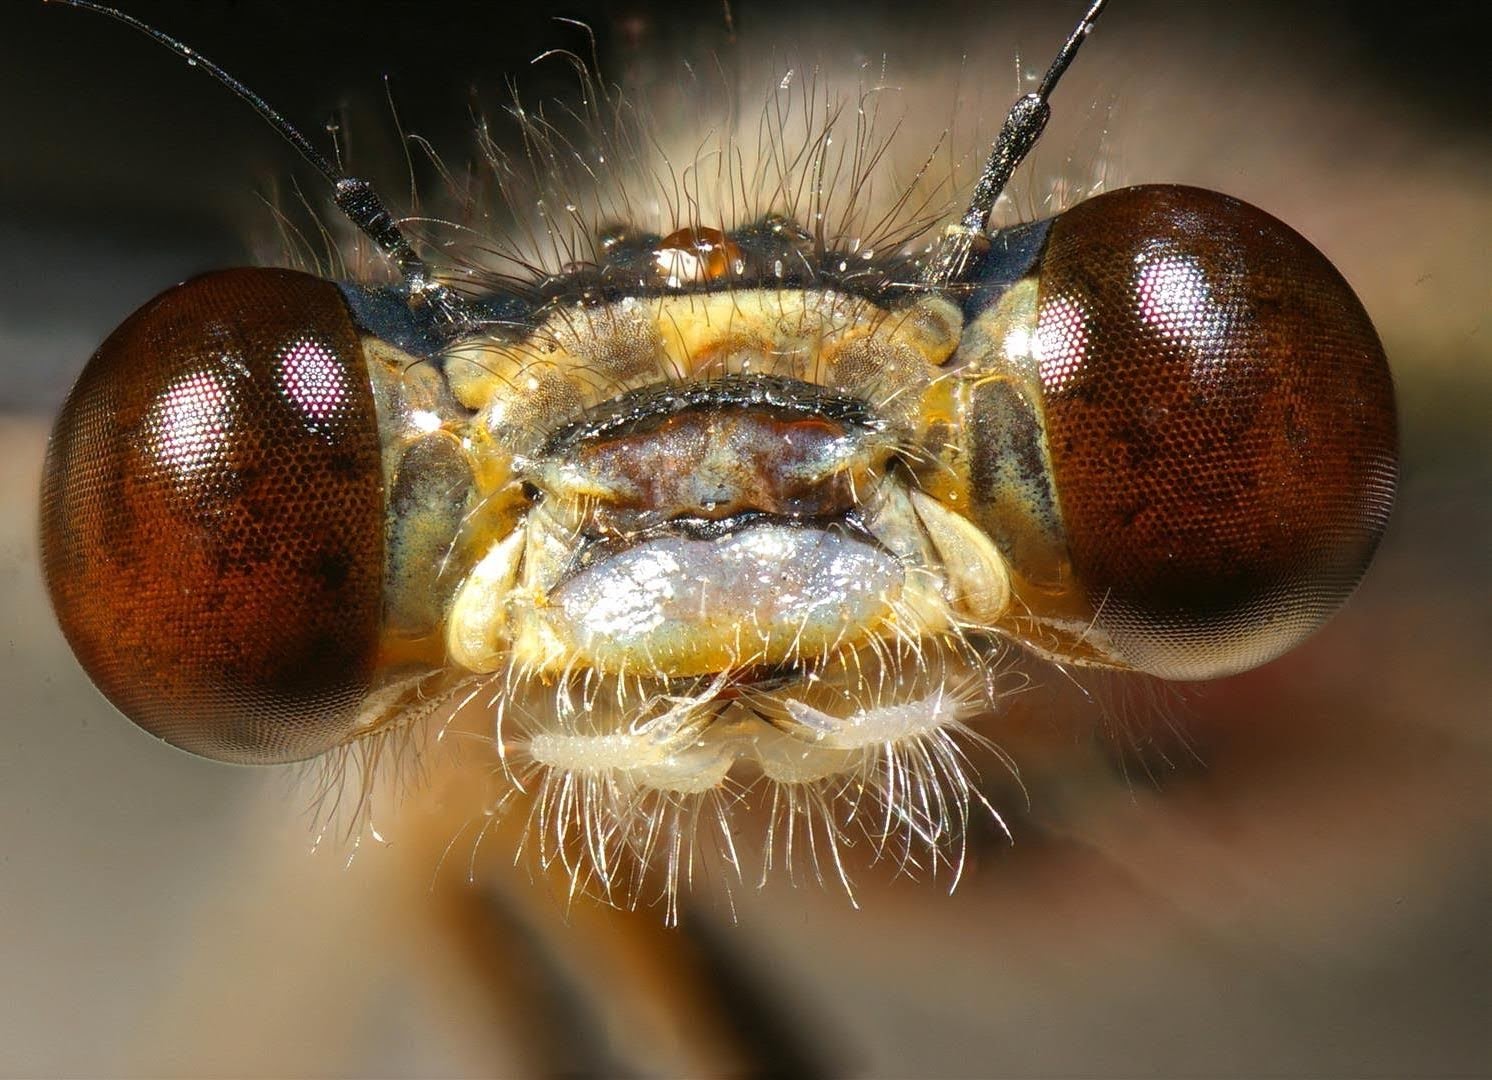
40 269 387 763
653 227 744 285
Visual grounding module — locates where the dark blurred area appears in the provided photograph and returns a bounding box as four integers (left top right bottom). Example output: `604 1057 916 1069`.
1 1 1488 1076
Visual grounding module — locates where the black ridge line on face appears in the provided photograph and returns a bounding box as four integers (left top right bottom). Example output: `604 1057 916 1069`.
539 373 885 455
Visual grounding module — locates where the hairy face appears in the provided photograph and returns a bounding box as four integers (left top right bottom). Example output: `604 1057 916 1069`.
33 1 1403 910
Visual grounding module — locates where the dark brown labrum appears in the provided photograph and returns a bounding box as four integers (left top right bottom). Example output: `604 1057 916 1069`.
1033 185 1397 677
41 269 386 762
565 408 866 521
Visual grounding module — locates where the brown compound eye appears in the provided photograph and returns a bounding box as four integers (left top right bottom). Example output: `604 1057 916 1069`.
40 268 387 763
965 185 1398 679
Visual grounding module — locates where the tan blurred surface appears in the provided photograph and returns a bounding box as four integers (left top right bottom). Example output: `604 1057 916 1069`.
2 2 1489 1076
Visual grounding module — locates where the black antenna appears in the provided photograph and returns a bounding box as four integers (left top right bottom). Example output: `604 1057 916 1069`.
923 0 1110 285
47 0 474 334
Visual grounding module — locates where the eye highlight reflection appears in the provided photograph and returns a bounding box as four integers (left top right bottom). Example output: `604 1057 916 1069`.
1133 244 1237 370
146 368 235 481
276 335 352 428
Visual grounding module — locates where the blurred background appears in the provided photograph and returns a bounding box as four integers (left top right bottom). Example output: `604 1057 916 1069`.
2 1 1488 1075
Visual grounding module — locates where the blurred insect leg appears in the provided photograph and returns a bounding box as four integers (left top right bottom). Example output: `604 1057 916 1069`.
426 762 841 1076
113 758 836 1074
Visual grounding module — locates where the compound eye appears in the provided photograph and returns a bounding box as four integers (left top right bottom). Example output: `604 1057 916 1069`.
41 269 387 763
973 185 1398 679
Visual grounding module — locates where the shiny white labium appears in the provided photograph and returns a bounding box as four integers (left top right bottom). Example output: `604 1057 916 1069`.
444 484 1014 682
545 525 902 674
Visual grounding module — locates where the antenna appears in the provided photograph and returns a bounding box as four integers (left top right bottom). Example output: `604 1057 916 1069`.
46 0 474 334
923 0 1110 286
